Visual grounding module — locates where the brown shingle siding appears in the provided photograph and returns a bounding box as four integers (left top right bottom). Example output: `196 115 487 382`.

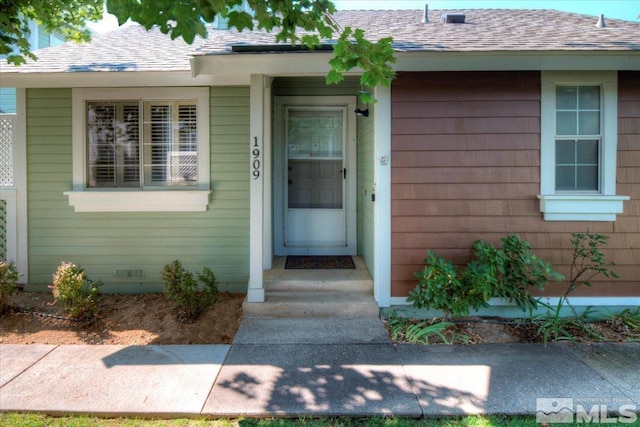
391 70 639 299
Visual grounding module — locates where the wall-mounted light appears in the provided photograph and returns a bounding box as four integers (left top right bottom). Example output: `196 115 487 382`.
355 108 369 117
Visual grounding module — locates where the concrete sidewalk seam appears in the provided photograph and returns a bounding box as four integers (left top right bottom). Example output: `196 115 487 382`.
199 347 233 415
0 344 59 389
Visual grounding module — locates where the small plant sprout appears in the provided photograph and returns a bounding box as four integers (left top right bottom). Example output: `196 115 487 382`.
536 230 619 344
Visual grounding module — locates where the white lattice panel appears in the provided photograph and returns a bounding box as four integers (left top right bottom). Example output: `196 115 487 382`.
0 115 14 186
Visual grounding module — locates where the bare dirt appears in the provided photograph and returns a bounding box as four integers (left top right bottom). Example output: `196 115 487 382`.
1 291 638 345
0 291 245 345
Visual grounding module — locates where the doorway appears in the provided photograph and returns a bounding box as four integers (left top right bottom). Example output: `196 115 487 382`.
274 96 357 256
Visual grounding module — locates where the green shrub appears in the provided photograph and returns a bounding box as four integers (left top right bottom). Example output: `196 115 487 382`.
473 234 564 313
408 250 488 320
51 261 102 321
409 234 563 320
161 260 219 323
0 260 21 314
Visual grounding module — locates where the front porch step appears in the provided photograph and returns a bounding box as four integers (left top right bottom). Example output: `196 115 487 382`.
243 290 379 318
263 256 374 293
263 278 373 292
244 256 378 318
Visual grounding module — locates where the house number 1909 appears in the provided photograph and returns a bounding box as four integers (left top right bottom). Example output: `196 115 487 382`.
252 137 261 179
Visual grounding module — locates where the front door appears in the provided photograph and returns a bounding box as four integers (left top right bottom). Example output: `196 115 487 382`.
274 96 356 255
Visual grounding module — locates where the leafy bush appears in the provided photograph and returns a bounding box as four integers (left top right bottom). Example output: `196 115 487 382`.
409 234 563 320
161 260 219 323
409 250 489 320
51 261 102 321
473 234 564 313
0 260 21 314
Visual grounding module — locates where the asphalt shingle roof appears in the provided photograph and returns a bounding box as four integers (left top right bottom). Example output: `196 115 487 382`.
2 9 639 74
1 24 206 73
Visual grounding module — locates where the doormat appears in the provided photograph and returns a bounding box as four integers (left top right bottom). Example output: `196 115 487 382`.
285 256 355 270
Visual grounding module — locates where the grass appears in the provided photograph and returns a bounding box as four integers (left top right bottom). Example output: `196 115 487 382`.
0 414 553 427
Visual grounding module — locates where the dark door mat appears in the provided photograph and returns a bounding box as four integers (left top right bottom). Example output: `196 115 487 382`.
285 256 355 270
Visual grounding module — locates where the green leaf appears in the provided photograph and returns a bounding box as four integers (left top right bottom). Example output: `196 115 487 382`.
326 69 344 85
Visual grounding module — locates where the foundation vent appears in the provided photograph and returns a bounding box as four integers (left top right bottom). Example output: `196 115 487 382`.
115 269 145 279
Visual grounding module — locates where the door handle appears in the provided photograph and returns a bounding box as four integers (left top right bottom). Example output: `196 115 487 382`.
288 179 293 185
342 168 347 179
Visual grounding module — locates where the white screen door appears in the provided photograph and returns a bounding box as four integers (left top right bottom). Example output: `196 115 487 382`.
274 96 356 256
286 107 345 249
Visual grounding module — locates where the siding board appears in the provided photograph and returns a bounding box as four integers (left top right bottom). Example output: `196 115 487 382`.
392 167 539 184
392 100 539 118
393 134 539 151
393 150 539 167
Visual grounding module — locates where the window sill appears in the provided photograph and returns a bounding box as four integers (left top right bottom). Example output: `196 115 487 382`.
64 190 211 212
537 194 629 221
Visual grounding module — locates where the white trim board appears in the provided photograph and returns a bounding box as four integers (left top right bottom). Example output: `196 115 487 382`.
15 89 28 282
373 86 392 307
390 297 640 307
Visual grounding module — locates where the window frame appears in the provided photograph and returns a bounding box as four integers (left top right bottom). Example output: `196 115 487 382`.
538 71 628 221
66 87 210 212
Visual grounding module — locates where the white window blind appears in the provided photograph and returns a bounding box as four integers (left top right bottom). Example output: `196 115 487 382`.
87 100 197 189
87 102 140 188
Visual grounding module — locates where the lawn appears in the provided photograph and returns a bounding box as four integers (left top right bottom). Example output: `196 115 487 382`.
0 414 555 427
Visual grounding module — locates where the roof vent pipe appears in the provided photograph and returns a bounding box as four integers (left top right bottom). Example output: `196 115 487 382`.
422 4 429 23
596 14 606 28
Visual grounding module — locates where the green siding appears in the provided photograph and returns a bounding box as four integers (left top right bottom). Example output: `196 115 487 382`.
357 103 375 274
273 77 360 96
26 87 250 293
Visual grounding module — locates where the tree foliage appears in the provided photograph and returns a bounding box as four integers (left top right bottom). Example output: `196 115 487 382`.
0 0 103 65
1 0 396 97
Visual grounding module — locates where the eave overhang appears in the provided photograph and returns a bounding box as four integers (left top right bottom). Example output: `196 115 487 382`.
191 49 640 77
2 49 639 88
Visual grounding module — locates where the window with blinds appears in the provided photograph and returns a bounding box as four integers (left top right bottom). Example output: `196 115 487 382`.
86 100 198 188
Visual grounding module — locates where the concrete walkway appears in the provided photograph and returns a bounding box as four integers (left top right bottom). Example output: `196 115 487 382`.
1 318 639 418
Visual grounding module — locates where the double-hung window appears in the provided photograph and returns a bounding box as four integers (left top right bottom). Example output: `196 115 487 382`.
538 71 628 221
555 85 600 192
67 88 210 212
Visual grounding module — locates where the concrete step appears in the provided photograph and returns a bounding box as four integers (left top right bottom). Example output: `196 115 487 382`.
242 290 379 318
264 256 373 293
264 278 373 292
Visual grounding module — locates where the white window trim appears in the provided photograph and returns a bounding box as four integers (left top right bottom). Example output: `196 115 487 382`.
66 87 210 212
538 71 628 221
